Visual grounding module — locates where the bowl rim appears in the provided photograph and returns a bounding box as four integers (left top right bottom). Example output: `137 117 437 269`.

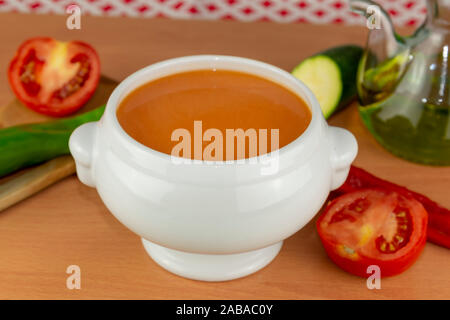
104 55 323 165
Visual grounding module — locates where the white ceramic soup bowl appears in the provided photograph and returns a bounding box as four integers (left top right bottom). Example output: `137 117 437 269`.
69 55 357 282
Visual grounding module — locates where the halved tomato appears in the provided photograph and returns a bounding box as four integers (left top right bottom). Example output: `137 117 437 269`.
317 189 428 277
8 37 100 117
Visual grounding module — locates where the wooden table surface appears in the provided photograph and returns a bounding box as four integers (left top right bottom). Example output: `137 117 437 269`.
0 13 449 300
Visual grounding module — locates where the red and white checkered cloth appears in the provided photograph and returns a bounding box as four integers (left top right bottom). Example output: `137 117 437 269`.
0 0 428 27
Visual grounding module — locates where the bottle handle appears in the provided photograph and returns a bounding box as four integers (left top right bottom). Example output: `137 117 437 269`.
350 0 400 56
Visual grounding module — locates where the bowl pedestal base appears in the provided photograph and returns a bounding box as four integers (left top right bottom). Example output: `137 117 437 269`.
141 238 283 282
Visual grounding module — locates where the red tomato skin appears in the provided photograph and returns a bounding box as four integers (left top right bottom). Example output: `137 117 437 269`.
317 189 428 278
8 37 101 117
332 165 450 249
317 230 427 277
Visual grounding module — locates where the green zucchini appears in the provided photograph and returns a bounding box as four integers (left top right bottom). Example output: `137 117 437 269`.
0 106 105 178
363 50 410 93
292 45 363 119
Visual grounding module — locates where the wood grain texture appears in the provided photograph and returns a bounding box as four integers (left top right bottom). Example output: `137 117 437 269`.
0 156 75 212
0 13 449 300
0 76 117 128
0 77 117 212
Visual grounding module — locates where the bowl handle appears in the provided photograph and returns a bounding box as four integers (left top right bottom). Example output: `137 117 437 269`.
69 122 98 187
328 126 358 191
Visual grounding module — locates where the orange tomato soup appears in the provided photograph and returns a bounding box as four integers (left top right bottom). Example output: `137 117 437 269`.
116 70 311 160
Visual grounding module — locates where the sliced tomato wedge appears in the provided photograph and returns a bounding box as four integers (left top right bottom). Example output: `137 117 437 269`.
8 37 100 117
317 189 428 277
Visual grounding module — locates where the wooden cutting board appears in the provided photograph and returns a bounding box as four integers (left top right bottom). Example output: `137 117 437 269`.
0 76 117 212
